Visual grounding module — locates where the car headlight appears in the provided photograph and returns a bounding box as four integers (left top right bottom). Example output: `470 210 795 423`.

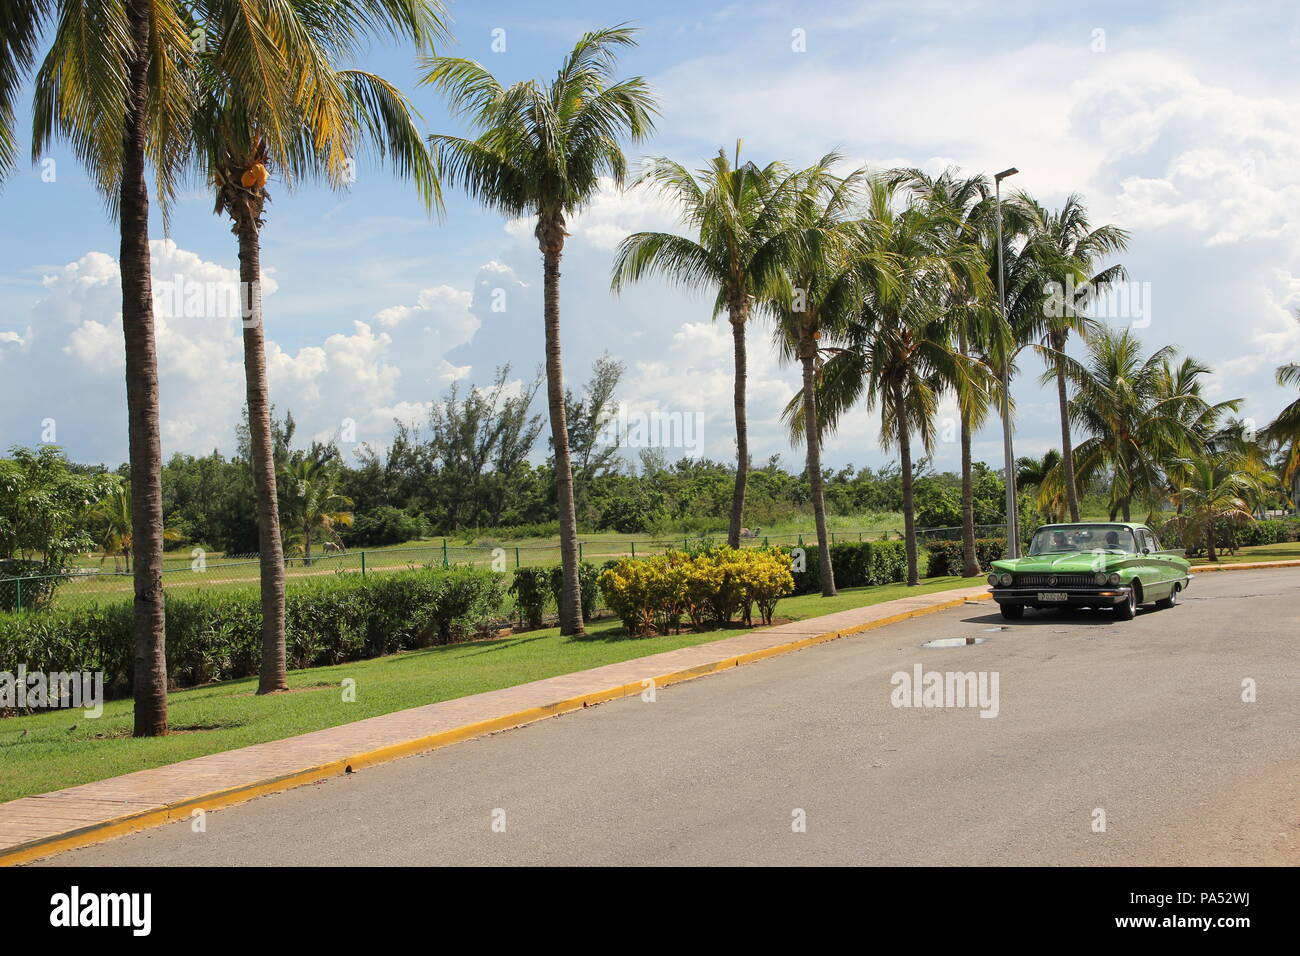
1107 572 1121 585
1094 572 1107 585
987 573 999 586
999 572 1013 586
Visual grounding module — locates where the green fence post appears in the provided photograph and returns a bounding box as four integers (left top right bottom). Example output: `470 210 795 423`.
361 552 366 577
763 536 768 546
631 540 636 559
579 542 584 562
515 547 521 568
442 538 449 568
798 534 804 547
14 576 20 612
832 532 837 545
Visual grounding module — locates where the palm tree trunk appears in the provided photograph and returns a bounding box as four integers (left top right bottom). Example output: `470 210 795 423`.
1055 355 1080 522
1206 523 1218 562
304 526 312 567
539 215 584 634
894 379 920 586
799 340 836 597
726 301 749 549
236 216 288 695
959 413 978 577
958 331 978 578
121 0 167 738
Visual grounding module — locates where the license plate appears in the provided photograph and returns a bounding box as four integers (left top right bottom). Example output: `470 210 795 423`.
1038 592 1068 602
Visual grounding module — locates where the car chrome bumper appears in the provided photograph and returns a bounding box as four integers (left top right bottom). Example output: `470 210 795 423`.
989 586 1132 608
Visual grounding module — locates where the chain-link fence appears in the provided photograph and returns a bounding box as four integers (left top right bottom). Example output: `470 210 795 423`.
1 524 1009 613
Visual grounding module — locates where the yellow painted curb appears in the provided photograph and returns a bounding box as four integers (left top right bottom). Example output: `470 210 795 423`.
1189 559 1300 573
0 588 992 866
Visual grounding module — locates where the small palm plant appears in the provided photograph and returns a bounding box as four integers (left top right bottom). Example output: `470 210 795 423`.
1170 453 1267 562
423 24 657 634
278 457 354 566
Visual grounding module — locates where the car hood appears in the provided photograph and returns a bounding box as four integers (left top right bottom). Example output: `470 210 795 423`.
991 552 1128 574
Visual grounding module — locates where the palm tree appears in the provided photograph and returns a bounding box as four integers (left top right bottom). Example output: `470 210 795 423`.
29 0 194 736
612 144 802 547
278 457 354 565
1055 328 1217 521
423 24 657 635
90 478 181 571
189 0 444 694
801 178 987 587
1020 195 1129 523
1017 449 1067 523
771 156 878 597
889 168 999 577
1170 453 1267 562
1262 313 1300 504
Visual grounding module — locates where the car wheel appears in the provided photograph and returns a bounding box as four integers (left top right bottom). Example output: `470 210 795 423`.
1000 603 1024 620
1156 583 1180 609
1114 586 1137 620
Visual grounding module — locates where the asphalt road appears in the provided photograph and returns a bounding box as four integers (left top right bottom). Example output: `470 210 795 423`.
39 568 1300 866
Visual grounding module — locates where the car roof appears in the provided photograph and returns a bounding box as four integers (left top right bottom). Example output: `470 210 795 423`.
1035 522 1149 531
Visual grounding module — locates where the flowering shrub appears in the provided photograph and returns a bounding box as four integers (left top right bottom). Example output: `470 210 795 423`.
598 547 794 637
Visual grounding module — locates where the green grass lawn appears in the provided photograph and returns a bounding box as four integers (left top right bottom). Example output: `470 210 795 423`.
1189 541 1300 565
0 575 980 802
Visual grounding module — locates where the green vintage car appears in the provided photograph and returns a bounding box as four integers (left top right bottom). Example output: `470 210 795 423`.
987 522 1191 621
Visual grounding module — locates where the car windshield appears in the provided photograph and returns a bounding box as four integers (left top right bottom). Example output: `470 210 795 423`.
1028 525 1137 555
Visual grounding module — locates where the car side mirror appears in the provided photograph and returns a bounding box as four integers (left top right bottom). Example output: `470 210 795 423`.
1142 548 1150 555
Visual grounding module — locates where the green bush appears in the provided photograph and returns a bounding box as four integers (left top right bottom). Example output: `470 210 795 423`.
925 538 1007 577
510 566 551 630
0 566 505 702
548 562 600 623
341 506 428 548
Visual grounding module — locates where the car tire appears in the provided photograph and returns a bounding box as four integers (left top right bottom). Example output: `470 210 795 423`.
1156 583 1180 609
1114 586 1137 620
1000 603 1024 620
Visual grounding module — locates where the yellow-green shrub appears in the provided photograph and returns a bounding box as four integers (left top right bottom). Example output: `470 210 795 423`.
598 547 794 637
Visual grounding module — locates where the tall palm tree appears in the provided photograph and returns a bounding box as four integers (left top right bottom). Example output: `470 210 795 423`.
423 24 657 634
1262 313 1300 503
612 144 802 547
800 178 987 587
889 167 999 577
278 456 354 565
1020 194 1129 522
772 156 877 597
188 0 444 693
30 0 193 736
0 0 48 185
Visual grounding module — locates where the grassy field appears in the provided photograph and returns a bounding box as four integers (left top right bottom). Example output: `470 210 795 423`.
0 575 980 802
32 519 927 611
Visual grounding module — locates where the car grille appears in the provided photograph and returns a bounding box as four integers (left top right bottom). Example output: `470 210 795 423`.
1013 572 1097 588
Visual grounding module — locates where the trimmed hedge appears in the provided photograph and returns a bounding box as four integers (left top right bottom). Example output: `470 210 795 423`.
598 547 794 636
925 538 1008 577
788 540 908 595
0 566 504 701
1153 516 1300 555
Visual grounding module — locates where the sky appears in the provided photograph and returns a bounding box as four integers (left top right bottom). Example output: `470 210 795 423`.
2 0 1298 475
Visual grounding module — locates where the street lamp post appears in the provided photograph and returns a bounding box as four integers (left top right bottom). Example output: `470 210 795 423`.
994 166 1020 557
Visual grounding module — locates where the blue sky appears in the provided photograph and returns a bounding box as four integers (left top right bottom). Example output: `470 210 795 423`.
3 0 1299 474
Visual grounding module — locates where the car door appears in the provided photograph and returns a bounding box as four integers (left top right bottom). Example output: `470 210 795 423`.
1139 528 1174 593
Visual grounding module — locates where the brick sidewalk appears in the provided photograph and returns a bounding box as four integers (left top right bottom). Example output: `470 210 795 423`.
0 583 997 864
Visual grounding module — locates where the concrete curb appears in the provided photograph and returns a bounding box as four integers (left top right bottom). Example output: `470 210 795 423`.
1188 559 1300 573
0 585 994 866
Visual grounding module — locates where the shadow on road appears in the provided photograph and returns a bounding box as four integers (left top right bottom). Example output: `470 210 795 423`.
957 606 1127 628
